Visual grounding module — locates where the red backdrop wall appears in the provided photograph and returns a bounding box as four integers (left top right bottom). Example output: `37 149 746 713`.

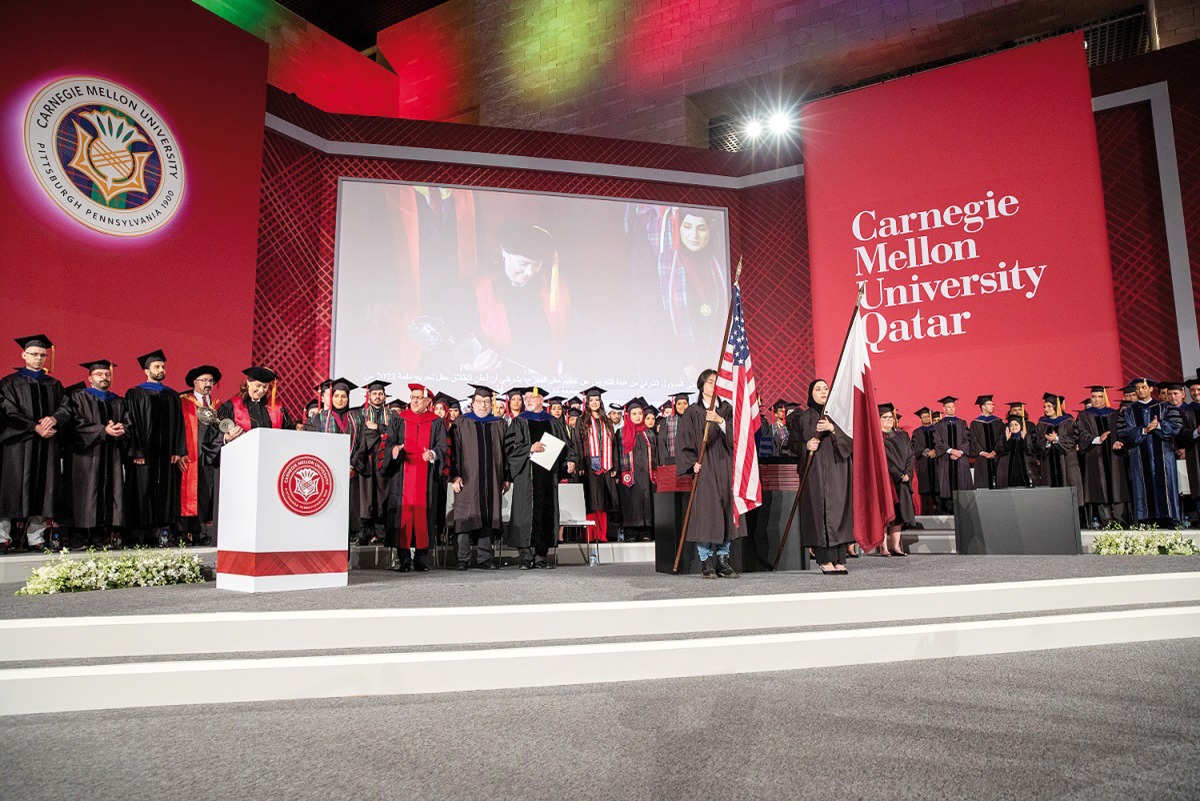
0 0 267 393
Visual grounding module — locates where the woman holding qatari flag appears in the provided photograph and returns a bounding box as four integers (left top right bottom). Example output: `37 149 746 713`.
787 379 854 575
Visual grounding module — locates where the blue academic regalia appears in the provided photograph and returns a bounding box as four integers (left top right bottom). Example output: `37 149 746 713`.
1117 400 1182 523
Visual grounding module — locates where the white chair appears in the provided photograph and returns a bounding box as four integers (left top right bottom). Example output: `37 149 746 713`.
557 483 598 566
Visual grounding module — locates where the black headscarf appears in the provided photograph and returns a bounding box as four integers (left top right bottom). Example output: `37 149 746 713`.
807 378 828 415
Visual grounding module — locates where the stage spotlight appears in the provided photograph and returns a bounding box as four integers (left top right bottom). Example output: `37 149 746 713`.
744 119 763 140
769 111 793 136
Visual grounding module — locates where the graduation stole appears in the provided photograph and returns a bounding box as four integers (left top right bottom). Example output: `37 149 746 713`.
587 417 613 474
232 395 283 431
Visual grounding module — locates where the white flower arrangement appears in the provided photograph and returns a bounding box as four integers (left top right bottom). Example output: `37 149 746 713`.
1091 530 1200 556
15 546 206 596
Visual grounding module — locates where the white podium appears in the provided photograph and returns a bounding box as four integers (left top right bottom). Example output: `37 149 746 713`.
215 428 351 592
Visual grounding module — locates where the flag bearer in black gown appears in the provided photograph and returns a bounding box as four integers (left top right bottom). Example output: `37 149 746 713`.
786 378 852 575
617 397 656 543
1076 385 1129 527
69 360 128 547
879 404 913 556
678 369 741 578
968 395 1004 490
506 386 575 568
1035 393 1085 522
933 396 971 512
0 336 70 552
124 349 187 547
1166 382 1199 527
1117 378 1182 526
911 406 938 515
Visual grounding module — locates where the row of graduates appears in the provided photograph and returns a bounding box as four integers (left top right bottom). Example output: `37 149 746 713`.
764 378 1200 532
293 379 664 568
0 338 211 551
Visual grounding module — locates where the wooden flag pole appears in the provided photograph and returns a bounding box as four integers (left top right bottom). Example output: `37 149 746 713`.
672 258 743 574
771 287 865 571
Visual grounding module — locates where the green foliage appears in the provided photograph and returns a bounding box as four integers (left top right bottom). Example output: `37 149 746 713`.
16 546 206 596
1091 531 1200 556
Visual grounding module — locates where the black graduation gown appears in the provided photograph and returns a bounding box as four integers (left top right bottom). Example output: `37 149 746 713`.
69 389 128 529
618 426 655 529
656 415 681 466
1171 403 1200 498
0 370 70 519
305 408 361 532
911 425 939 500
676 400 740 544
571 415 621 515
995 427 1037 488
1035 415 1084 506
883 430 916 525
933 417 972 499
448 415 507 534
124 383 187 528
786 407 853 549
1076 407 1130 503
968 416 1004 490
350 405 394 523
506 413 575 550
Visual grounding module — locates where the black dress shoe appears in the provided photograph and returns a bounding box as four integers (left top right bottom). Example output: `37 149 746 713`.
412 560 429 572
456 562 469 571
534 559 549 569
518 561 533 570
475 561 498 570
715 555 739 578
701 557 716 579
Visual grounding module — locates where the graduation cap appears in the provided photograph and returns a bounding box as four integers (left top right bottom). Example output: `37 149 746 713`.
1185 378 1200 389
364 379 391 393
878 403 896 415
566 407 582 419
15 335 52 350
975 395 993 406
1041 392 1065 404
937 395 957 405
772 398 789 410
242 366 276 383
387 399 405 409
80 359 115 372
526 385 547 397
501 386 523 399
625 397 648 411
137 349 167 369
931 411 943 421
914 406 932 417
468 383 497 399
581 386 606 398
566 398 583 409
432 392 457 408
546 395 566 406
1128 377 1156 387
315 379 332 391
185 365 221 385
670 392 690 401
1086 385 1112 393
330 377 357 392
1162 381 1185 391
1006 401 1025 408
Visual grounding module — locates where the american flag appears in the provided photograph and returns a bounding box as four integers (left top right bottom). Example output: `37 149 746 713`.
715 284 762 518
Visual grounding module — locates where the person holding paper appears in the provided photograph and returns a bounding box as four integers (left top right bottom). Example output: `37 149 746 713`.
506 386 575 569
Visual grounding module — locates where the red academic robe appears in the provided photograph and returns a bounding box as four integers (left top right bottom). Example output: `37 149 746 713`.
178 393 212 518
399 409 443 549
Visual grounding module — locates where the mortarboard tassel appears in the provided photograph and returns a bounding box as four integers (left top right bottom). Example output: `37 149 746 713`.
1103 387 1110 409
47 345 55 376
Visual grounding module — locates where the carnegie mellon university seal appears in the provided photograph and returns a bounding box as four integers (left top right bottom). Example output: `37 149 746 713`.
277 454 335 517
24 76 184 236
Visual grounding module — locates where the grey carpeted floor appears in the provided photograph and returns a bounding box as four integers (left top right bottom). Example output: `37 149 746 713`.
2 639 1197 801
2 555 1199 620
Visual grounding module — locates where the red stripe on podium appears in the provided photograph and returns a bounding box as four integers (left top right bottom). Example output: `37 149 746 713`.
217 550 348 576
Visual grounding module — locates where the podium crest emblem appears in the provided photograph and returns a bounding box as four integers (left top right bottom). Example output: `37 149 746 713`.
278 455 335 516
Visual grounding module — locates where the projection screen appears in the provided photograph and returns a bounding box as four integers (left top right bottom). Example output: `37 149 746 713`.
332 179 730 402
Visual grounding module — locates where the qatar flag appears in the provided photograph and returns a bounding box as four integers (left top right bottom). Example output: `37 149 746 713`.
823 305 895 553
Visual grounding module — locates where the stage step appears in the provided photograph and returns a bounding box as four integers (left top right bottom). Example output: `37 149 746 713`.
4 572 1199 663
899 530 1200 555
2 605 1196 715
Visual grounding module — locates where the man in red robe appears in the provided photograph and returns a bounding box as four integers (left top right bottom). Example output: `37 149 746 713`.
387 383 447 572
179 365 220 545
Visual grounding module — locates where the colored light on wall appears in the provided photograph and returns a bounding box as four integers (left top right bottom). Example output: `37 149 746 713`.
626 0 756 90
505 0 622 104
